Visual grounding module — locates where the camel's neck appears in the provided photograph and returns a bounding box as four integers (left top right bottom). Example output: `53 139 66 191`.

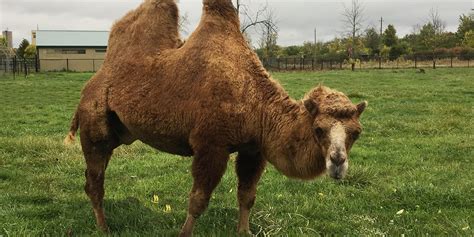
257 84 326 180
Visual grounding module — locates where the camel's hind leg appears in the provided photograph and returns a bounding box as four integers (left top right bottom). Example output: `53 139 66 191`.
80 118 120 232
236 150 266 234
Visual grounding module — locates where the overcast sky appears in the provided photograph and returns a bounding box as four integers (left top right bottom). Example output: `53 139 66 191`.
0 0 473 48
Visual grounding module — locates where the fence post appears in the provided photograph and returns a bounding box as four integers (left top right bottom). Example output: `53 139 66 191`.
311 58 314 70
293 58 296 70
450 56 453 68
66 59 69 71
378 55 382 69
414 56 417 69
13 56 17 78
24 59 28 77
35 55 39 72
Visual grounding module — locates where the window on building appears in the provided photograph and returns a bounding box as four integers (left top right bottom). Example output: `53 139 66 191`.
46 49 86 54
95 49 107 53
63 49 86 54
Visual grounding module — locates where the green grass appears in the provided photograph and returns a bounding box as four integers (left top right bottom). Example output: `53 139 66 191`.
0 69 473 236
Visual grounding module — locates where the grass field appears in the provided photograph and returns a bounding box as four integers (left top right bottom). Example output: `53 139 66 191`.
0 69 473 236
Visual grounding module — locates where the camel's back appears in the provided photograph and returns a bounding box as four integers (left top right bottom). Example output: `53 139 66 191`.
80 0 271 152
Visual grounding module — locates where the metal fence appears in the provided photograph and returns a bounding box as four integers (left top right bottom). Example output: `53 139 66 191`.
1 52 473 78
0 57 104 77
0 57 38 78
261 54 473 71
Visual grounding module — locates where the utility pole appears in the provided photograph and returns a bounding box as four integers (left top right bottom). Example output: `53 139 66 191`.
314 28 317 44
313 27 317 57
380 17 383 36
379 17 384 69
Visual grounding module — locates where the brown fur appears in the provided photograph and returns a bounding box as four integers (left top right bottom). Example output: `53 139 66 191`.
65 0 367 235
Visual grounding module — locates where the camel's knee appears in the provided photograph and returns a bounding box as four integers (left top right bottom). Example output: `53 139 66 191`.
238 190 256 210
188 190 211 217
84 169 105 205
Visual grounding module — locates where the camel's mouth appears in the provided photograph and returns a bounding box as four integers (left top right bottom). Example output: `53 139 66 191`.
326 159 348 180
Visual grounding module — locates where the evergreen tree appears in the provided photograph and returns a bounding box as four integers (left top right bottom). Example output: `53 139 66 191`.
17 39 30 59
383 24 398 47
364 27 381 56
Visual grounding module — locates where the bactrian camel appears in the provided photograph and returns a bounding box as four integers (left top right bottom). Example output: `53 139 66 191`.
64 0 368 236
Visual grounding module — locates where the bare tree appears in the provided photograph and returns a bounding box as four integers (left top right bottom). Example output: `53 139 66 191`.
427 7 446 34
179 12 190 35
341 0 365 71
233 0 278 45
258 10 279 59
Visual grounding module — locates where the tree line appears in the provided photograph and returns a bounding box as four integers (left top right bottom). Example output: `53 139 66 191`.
253 1 474 70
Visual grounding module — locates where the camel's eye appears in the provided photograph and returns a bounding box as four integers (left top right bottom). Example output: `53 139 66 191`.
314 127 324 138
351 132 360 140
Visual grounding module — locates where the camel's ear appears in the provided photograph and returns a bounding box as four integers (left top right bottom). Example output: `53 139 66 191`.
356 101 368 116
304 99 319 117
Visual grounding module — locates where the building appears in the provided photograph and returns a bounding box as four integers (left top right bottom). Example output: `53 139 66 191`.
2 30 13 48
34 30 109 72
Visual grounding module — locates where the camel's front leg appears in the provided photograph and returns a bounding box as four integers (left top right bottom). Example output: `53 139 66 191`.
179 146 230 237
236 150 266 234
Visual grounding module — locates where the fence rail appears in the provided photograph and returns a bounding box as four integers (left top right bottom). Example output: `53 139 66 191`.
1 52 473 78
261 55 472 71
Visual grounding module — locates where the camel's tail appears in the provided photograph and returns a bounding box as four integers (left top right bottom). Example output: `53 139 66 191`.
64 109 79 145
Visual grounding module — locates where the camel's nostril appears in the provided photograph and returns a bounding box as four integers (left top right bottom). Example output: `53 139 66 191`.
330 154 346 166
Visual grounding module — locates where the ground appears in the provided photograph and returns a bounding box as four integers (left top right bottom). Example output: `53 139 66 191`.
0 69 473 236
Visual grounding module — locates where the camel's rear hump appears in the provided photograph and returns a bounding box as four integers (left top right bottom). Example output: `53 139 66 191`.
105 0 182 64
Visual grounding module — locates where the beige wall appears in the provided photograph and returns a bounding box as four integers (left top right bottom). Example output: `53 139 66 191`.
38 48 106 72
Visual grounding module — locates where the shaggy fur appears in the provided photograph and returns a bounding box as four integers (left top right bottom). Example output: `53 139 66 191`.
65 0 367 235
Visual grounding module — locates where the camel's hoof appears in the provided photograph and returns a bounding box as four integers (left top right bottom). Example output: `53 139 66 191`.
238 229 253 236
179 231 191 237
98 224 110 234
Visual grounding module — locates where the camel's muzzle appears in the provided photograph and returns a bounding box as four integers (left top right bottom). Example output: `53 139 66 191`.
326 151 348 180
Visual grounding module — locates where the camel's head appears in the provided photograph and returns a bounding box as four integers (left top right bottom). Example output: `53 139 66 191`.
303 86 367 180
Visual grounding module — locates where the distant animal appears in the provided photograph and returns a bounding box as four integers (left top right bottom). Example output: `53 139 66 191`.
418 68 426 73
64 0 368 236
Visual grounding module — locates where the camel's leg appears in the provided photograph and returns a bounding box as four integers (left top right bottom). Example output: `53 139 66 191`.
179 147 230 237
81 132 118 232
236 151 266 234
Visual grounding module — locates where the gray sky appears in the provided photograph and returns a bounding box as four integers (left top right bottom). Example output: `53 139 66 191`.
1 0 473 48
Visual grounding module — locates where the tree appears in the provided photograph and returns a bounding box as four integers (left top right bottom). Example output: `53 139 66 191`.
341 0 365 71
283 45 302 56
389 42 408 60
456 14 474 41
0 37 7 47
258 21 279 59
427 8 446 34
0 37 14 59
17 39 30 59
25 44 37 58
364 27 381 56
234 0 278 43
179 13 190 35
463 30 474 48
383 24 398 47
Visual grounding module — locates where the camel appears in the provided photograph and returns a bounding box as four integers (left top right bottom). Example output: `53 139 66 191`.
64 0 368 236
